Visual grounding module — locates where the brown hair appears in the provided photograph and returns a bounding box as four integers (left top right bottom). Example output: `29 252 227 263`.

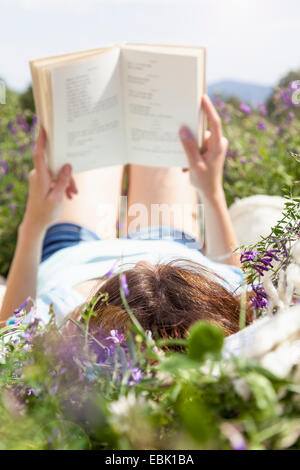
85 260 252 341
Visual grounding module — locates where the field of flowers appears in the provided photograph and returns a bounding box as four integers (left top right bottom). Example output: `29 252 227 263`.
0 75 299 450
220 84 300 206
0 212 300 450
0 88 37 276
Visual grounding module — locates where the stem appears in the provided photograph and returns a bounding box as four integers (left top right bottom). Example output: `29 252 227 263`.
119 284 150 346
239 287 247 330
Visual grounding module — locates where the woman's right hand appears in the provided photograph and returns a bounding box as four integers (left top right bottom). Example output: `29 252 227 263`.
22 127 78 232
179 94 228 200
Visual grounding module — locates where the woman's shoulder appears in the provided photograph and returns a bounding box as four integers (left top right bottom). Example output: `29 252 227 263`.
35 284 85 325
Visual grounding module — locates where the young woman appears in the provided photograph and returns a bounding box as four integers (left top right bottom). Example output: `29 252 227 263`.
0 95 247 338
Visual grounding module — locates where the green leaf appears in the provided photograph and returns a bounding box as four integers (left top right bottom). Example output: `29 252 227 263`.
245 372 277 419
187 321 224 362
159 353 199 374
179 392 215 443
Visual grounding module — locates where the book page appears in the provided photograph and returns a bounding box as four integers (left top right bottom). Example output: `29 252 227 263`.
121 47 204 167
51 48 125 174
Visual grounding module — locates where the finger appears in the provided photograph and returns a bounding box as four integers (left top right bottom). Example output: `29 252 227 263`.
64 174 77 199
179 127 201 168
201 95 223 143
69 176 78 195
33 127 48 176
198 130 211 155
66 186 73 200
204 130 211 140
48 164 71 202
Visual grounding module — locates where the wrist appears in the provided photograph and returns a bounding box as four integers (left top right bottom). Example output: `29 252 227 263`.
199 187 226 205
19 214 48 239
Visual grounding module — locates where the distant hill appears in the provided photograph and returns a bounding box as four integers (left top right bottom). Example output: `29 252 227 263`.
208 80 274 105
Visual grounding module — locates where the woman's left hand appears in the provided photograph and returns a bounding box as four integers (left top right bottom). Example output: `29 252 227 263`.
22 127 78 231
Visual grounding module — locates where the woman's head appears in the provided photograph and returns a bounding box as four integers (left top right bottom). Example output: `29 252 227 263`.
86 261 249 342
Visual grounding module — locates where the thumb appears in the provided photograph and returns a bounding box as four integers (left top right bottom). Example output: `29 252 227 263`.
179 127 201 168
48 165 71 202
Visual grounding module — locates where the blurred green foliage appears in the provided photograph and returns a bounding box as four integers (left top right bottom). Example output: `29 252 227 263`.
1 312 300 450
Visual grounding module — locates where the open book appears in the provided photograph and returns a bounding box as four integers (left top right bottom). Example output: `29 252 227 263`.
30 43 206 174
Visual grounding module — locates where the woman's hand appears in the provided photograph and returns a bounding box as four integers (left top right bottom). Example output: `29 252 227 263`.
179 95 240 266
179 94 228 200
22 127 78 232
0 127 79 322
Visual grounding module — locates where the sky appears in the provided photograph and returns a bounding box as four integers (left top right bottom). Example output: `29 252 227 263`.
0 0 299 92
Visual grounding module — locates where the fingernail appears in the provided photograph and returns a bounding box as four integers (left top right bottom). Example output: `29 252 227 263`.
180 127 194 141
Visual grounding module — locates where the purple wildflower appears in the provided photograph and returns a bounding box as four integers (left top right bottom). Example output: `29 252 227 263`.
257 121 266 131
27 388 39 397
227 149 239 159
6 182 14 191
250 284 269 310
260 258 273 268
290 81 300 91
240 251 260 263
146 330 159 353
50 382 58 395
222 423 248 450
131 367 143 383
104 259 119 278
7 121 17 136
253 264 269 276
121 273 130 297
277 125 286 137
223 113 232 123
258 103 267 116
20 318 40 344
246 249 280 276
9 203 17 212
264 249 280 261
213 97 225 109
17 115 29 133
253 249 280 274
106 343 116 357
32 114 38 127
279 89 294 107
0 159 9 175
233 441 248 451
240 103 251 115
106 329 125 345
19 145 27 154
14 297 30 315
286 111 295 124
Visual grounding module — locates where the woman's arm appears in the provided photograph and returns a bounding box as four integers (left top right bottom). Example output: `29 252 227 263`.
179 95 240 267
0 221 46 324
199 189 240 266
0 128 77 324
